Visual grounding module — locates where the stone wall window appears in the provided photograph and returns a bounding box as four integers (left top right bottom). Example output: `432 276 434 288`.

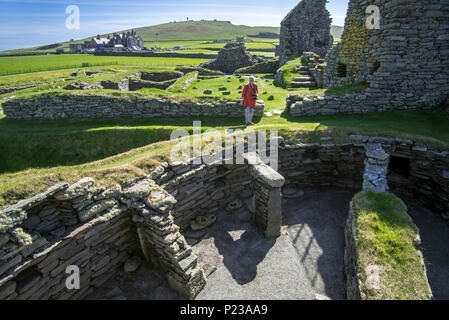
388 155 411 178
337 63 347 78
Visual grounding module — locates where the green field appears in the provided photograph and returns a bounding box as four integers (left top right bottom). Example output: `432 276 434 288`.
0 54 210 76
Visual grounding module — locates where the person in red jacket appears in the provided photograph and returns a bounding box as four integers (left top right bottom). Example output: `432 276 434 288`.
241 76 259 126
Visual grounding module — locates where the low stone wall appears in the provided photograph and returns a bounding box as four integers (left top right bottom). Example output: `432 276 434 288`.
344 195 432 300
288 90 444 117
0 84 46 95
94 51 217 60
139 71 184 82
279 142 366 190
100 79 129 91
174 66 224 77
280 135 449 221
2 94 265 119
128 79 176 91
289 94 377 117
248 155 285 238
0 178 139 300
382 143 449 219
147 158 253 230
344 200 362 300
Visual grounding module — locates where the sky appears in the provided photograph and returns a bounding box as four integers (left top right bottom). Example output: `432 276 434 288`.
0 0 349 51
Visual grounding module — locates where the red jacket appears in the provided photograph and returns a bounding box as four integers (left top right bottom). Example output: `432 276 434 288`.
242 84 258 108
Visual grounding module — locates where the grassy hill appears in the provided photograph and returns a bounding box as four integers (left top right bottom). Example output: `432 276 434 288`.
131 20 280 41
0 20 344 55
331 25 344 40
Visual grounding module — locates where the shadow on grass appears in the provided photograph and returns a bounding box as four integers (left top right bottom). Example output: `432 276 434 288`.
280 109 449 144
0 115 262 174
0 115 248 132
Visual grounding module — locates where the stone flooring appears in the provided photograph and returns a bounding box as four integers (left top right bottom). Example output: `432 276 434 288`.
405 199 449 300
87 188 354 300
194 189 352 300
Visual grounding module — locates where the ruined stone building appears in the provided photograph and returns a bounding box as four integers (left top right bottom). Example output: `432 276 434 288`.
279 0 333 66
323 0 449 111
200 43 265 74
289 0 449 116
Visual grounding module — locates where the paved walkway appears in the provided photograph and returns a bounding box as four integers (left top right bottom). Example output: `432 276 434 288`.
194 189 353 300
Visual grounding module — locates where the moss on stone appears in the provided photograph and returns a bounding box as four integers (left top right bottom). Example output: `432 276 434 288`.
352 191 432 300
0 208 27 233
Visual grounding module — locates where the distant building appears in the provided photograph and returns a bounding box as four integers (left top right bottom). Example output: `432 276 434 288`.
70 29 144 53
69 43 84 54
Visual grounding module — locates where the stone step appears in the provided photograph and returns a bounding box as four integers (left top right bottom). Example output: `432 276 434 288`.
290 81 317 88
294 76 314 82
297 66 309 72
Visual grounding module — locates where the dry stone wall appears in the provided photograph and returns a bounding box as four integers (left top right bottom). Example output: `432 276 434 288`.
128 78 176 91
120 178 206 299
344 195 432 300
147 156 253 230
2 94 265 120
278 142 366 190
248 155 285 238
0 178 138 300
320 0 449 114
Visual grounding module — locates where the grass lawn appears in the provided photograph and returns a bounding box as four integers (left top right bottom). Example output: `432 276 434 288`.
0 54 210 76
352 191 432 300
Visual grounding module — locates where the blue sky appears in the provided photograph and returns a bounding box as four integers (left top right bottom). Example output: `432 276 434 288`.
0 0 349 51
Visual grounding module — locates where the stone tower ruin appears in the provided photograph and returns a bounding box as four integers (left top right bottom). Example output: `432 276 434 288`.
323 0 449 111
279 0 333 66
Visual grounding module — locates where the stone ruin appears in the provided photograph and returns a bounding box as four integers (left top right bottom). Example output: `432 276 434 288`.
1 133 448 300
279 0 333 66
288 0 449 117
200 43 266 74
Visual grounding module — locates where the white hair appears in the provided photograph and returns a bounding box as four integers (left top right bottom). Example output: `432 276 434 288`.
249 76 255 81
